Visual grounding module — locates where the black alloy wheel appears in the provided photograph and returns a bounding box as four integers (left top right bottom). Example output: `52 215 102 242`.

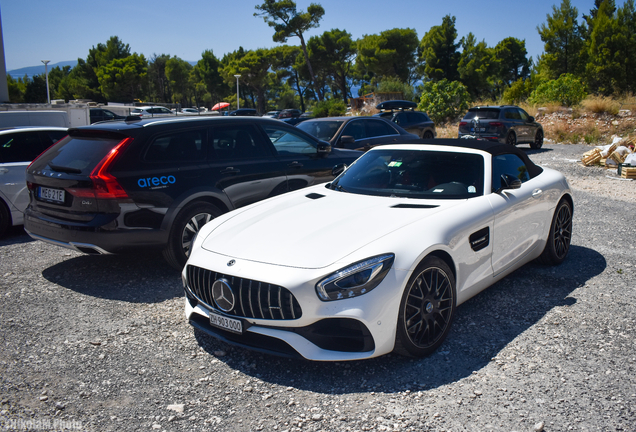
422 130 434 139
531 130 544 149
163 202 222 269
537 199 572 265
506 132 517 146
394 256 456 357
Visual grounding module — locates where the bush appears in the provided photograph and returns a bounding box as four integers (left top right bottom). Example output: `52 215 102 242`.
418 80 471 123
528 74 586 107
313 98 347 118
503 78 535 105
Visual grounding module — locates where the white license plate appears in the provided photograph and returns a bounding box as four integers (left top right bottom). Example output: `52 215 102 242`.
209 310 243 334
471 127 486 132
39 187 65 203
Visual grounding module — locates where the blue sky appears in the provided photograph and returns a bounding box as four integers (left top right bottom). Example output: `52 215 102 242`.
0 0 618 71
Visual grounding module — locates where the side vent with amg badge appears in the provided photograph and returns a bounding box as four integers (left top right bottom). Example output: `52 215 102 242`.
469 227 490 252
305 193 325 200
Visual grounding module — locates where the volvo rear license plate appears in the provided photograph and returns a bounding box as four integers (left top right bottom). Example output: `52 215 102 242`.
471 127 486 132
209 310 243 334
39 187 65 203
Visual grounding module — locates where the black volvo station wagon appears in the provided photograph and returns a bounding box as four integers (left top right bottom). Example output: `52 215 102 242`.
24 116 361 268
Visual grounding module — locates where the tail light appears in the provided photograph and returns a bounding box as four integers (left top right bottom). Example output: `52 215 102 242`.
66 137 133 199
489 122 503 128
459 122 467 126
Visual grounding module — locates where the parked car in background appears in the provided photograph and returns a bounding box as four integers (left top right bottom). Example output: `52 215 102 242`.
89 108 126 124
278 109 302 119
458 105 544 149
23 116 361 268
183 139 573 360
130 106 176 118
0 127 68 237
263 111 281 118
296 116 420 150
374 100 436 139
180 108 200 114
228 108 258 116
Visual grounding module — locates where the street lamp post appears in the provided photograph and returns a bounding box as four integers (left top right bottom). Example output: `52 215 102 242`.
234 74 241 110
41 60 51 104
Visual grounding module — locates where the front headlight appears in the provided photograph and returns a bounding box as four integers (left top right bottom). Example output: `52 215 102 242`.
316 254 394 301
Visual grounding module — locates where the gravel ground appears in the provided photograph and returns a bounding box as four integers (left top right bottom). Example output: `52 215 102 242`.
1 143 635 432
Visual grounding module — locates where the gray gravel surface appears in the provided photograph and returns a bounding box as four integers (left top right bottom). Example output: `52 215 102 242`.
1 143 635 432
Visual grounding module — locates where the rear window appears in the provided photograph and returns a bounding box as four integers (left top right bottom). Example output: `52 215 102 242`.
297 120 344 141
29 135 124 175
463 109 500 120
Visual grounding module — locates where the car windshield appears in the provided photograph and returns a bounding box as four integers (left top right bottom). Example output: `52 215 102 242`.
330 149 484 199
463 109 500 120
297 120 344 141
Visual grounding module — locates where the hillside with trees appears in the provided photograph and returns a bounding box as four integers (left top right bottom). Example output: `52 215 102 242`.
6 0 636 124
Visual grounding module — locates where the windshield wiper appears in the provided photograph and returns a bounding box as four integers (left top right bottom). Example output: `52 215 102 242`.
335 185 349 193
48 163 82 174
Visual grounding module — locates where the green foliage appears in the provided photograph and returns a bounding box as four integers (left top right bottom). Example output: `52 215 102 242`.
503 77 538 104
254 0 325 101
356 28 420 83
376 77 417 101
312 98 346 117
6 75 26 103
537 0 585 78
458 33 494 98
528 73 587 106
418 79 470 123
303 29 356 103
419 15 460 82
97 53 148 102
493 37 531 87
23 75 47 103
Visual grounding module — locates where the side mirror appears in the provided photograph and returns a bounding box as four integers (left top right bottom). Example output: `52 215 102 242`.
332 163 347 176
339 135 355 148
496 173 522 193
528 116 535 122
317 141 331 155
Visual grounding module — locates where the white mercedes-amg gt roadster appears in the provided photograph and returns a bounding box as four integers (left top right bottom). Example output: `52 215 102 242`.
182 139 573 361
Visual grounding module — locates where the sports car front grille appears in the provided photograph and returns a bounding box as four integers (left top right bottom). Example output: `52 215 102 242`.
185 265 302 320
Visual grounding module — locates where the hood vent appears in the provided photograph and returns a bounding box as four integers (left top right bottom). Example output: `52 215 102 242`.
391 204 439 209
305 193 325 200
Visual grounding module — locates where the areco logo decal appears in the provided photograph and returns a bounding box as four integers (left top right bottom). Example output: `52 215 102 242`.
138 175 176 188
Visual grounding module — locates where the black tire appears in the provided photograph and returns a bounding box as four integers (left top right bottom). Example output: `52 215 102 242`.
530 130 544 149
0 200 10 238
394 256 456 357
537 199 573 265
506 131 517 146
422 130 434 139
163 202 222 270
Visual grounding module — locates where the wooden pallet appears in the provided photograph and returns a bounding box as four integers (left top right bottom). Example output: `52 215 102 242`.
619 165 636 179
582 148 602 166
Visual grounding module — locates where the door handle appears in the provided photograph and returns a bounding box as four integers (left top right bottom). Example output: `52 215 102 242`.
0 168 8 174
288 161 303 168
220 167 240 174
532 188 543 198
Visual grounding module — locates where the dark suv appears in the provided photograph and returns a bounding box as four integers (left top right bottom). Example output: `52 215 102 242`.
24 116 361 268
458 105 544 149
373 100 436 139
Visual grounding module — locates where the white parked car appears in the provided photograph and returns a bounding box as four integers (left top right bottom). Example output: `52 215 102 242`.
130 106 175 118
183 140 573 361
0 127 68 236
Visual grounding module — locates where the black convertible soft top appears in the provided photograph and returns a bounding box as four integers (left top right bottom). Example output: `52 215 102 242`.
419 138 543 178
